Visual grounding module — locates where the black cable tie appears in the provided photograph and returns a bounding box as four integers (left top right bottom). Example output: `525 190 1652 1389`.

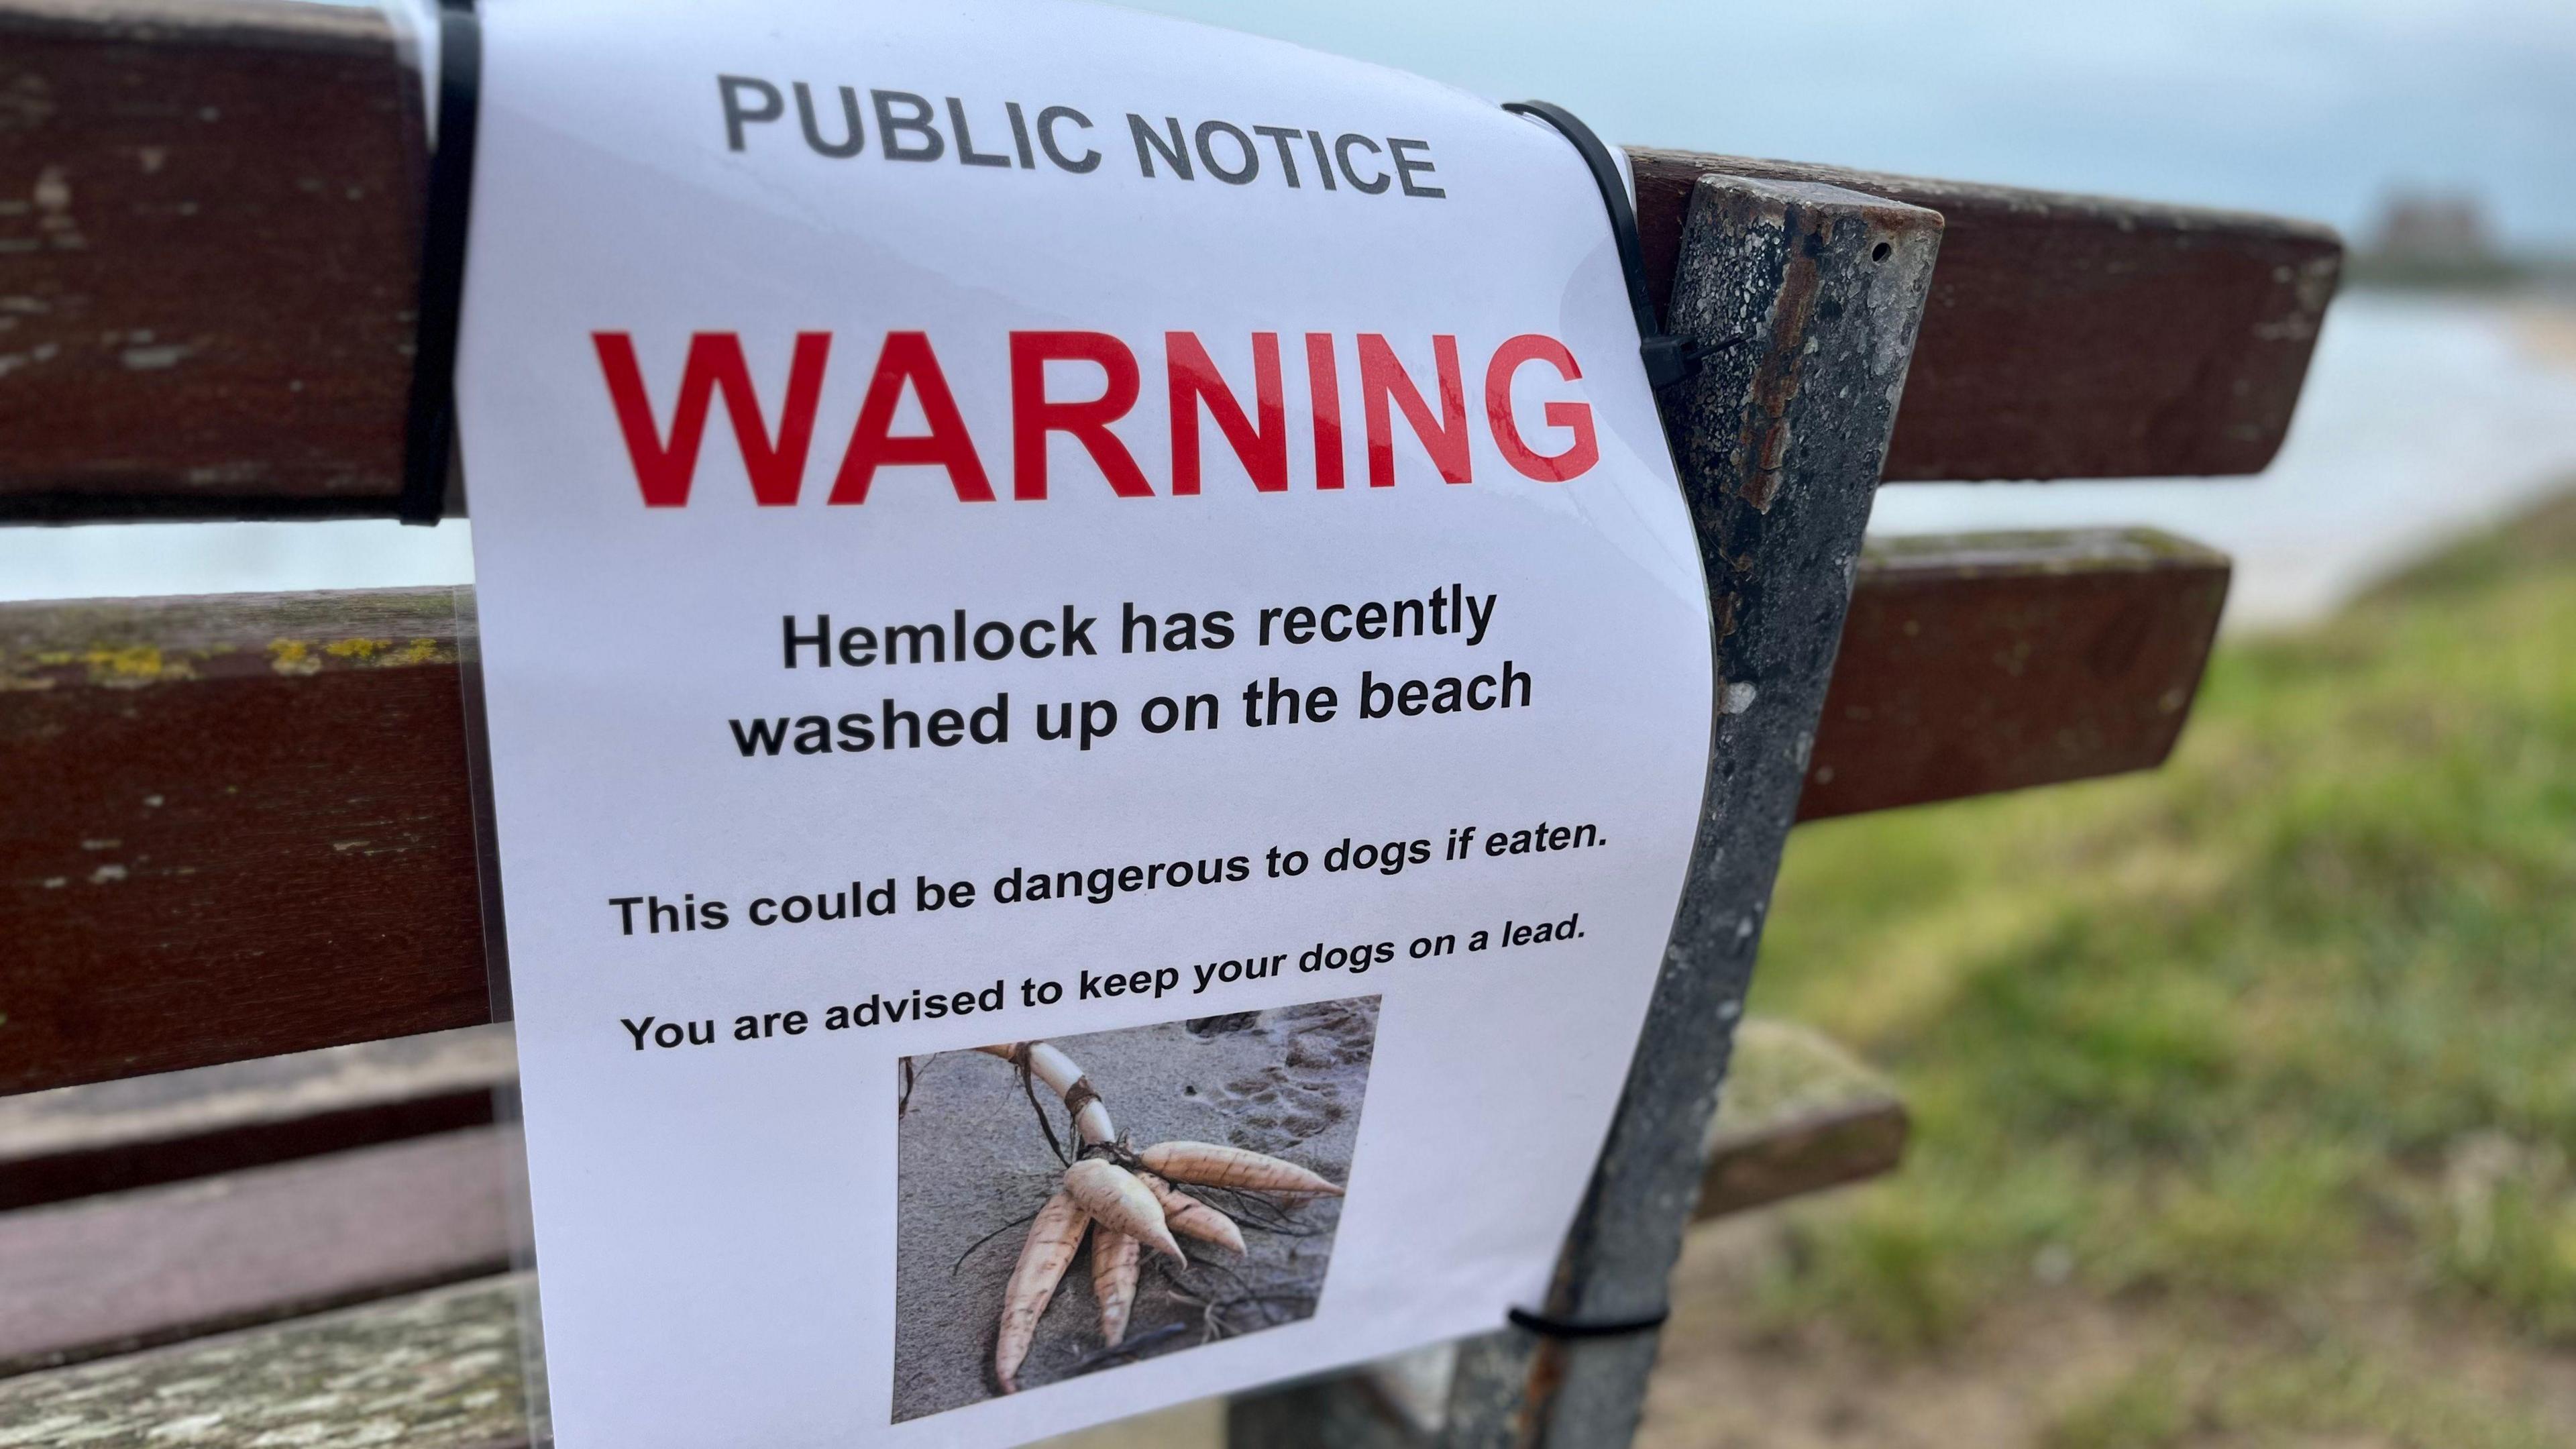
1506 1303 1672 1340
1502 99 1701 393
396 0 484 525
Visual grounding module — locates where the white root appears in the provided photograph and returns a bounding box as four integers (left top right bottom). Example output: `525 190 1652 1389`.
977 1041 1117 1146
1063 1158 1185 1263
1091 1228 1140 1347
1138 1170 1245 1254
1139 1140 1344 1196
995 1189 1088 1393
971 1038 1332 1377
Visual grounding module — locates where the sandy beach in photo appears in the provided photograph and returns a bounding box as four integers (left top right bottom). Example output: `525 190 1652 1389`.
892 998 1377 1422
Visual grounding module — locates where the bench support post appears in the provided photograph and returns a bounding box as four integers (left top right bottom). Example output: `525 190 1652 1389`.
1230 173 1942 1448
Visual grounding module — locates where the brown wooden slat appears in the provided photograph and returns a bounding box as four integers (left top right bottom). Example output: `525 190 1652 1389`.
0 3 2335 520
0 588 487 1095
0 1125 519 1376
0 533 2218 1094
1693 1018 1907 1221
1799 528 2230 820
0 1014 1885 1393
0 1006 1883 1227
1629 152 2341 481
0 1025 510 1211
0 0 427 518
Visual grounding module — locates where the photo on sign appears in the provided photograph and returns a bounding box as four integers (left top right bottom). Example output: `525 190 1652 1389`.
892 996 1377 1421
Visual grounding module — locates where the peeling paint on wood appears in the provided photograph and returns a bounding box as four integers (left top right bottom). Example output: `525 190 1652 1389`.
0 0 426 513
0 588 483 1095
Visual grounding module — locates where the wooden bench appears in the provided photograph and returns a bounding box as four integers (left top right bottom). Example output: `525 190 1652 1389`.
0 530 2231 1096
0 1017 1900 1436
0 1 2336 1442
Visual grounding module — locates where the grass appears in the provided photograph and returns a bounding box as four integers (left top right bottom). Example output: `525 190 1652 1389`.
1738 491 2576 1440
2044 1345 2571 1449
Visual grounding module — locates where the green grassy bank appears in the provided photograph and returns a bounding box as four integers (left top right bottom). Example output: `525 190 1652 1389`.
1741 492 2576 1445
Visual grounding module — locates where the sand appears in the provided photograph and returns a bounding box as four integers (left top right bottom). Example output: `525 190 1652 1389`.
891 997 1378 1424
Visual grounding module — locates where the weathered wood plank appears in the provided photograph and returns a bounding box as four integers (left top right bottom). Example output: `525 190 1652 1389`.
0 529 2220 1095
0 0 427 517
0 1 2334 521
1799 528 2230 820
0 588 486 1095
0 1125 519 1376
0 1273 533 1446
0 1271 1217 1448
0 1024 510 1210
0 1014 1888 1432
1694 1018 1905 1221
1630 152 2341 481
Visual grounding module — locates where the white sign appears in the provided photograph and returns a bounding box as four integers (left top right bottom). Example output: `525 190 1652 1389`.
455 1 1713 1443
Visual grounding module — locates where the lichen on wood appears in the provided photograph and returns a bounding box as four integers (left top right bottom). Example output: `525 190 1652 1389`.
0 1273 533 1449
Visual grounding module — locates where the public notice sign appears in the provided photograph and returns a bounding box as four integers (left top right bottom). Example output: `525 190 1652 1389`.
455 1 1714 1442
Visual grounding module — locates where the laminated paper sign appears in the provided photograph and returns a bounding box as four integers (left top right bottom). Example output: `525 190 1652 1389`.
455 1 1715 1442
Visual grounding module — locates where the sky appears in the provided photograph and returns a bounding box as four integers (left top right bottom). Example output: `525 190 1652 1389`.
1120 0 2576 250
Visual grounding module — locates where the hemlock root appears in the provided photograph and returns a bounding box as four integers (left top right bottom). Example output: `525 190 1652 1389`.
977 1040 1116 1146
1064 1159 1185 1263
995 1189 1087 1394
1140 1139 1346 1196
1139 1171 1246 1254
1091 1229 1139 1348
966 1038 1345 1392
